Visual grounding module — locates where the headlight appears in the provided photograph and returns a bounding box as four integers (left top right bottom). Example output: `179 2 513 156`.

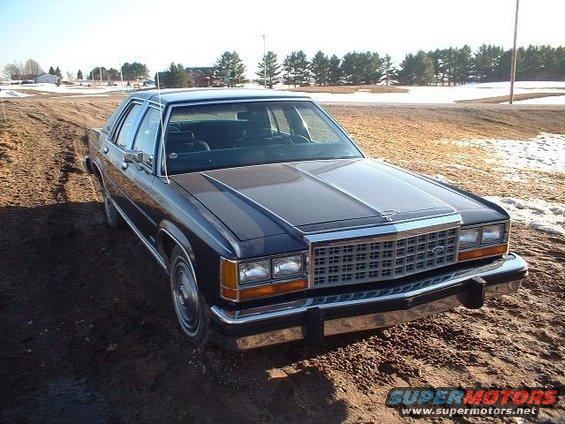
459 228 479 246
238 260 270 284
481 224 505 243
272 255 303 278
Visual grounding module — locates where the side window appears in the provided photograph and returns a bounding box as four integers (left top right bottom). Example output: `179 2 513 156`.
114 103 141 148
133 108 161 166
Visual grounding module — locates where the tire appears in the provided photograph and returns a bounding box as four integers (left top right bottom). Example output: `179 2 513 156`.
100 179 124 229
169 246 209 346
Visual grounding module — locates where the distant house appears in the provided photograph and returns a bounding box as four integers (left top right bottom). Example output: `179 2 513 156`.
187 67 214 87
10 74 37 81
34 73 59 84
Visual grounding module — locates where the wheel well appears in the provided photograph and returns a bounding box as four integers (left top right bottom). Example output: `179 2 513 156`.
91 163 103 186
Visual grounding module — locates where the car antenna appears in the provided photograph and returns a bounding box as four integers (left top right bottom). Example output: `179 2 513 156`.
156 71 170 184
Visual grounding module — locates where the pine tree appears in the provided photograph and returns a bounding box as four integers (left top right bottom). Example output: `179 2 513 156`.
380 54 395 85
256 51 281 88
48 66 56 75
283 51 310 86
473 44 504 82
396 51 435 85
453 45 473 84
77 69 83 80
327 55 342 85
340 52 381 85
161 62 191 88
310 51 329 86
55 66 62 78
214 51 246 87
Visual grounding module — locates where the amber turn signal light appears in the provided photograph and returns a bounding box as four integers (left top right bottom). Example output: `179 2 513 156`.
220 259 238 289
458 244 508 261
221 279 308 301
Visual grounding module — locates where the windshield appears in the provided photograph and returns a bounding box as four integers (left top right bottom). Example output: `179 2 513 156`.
163 101 362 174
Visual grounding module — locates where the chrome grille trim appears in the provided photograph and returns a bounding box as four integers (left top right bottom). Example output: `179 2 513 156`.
309 226 460 287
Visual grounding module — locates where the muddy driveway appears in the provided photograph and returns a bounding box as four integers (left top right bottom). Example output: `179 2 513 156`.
0 97 563 423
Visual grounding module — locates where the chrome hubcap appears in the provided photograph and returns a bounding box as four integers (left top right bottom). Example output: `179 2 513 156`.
172 262 201 337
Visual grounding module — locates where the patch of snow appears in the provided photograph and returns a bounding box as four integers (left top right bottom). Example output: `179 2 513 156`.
453 133 565 174
0 89 30 98
508 95 565 105
0 83 132 95
475 81 565 90
485 196 565 237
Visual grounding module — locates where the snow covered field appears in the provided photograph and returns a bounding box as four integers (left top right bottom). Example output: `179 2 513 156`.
0 82 132 96
0 89 30 98
295 81 565 104
2 80 564 104
485 197 565 236
453 133 565 174
308 82 565 104
442 132 565 236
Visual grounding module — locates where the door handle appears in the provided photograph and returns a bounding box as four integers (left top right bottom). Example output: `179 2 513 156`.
103 146 109 154
121 162 128 170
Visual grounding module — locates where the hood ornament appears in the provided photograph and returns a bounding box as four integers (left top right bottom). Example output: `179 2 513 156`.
380 209 399 222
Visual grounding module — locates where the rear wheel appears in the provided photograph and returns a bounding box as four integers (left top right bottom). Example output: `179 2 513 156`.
170 246 209 346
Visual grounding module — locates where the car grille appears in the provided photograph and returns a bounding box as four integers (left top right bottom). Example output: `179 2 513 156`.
311 227 459 287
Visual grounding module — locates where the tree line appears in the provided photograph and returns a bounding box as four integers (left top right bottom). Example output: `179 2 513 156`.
2 60 149 82
4 45 563 86
160 44 563 89
258 45 564 87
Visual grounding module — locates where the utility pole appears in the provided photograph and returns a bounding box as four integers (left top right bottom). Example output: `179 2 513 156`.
262 34 267 89
99 66 103 84
509 0 520 104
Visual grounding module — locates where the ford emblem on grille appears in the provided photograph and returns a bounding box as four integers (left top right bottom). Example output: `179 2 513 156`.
431 245 445 255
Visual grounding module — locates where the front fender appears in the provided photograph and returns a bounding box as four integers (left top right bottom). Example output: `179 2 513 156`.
157 221 195 262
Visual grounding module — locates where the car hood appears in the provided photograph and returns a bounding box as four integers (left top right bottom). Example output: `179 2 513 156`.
171 158 507 241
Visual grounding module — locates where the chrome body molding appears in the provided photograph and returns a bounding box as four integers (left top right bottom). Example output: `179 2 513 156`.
210 253 527 350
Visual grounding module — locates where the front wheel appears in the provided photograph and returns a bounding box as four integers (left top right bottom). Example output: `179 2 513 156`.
170 246 209 346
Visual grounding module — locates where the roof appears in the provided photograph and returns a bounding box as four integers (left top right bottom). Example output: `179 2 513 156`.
132 88 310 106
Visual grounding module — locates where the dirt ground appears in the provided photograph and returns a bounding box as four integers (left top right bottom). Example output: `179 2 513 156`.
0 95 563 423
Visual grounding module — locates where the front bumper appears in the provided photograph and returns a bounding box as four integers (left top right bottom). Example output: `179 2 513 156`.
210 253 527 350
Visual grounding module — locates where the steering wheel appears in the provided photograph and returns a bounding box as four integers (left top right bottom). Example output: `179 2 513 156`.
289 135 310 144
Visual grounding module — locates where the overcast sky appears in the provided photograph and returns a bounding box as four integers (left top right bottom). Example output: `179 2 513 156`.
1 0 563 78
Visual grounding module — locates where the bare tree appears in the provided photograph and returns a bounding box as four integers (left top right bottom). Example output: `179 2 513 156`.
66 71 74 81
23 59 43 76
2 62 23 79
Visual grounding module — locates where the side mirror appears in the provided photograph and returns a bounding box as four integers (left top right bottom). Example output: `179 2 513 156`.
123 150 143 164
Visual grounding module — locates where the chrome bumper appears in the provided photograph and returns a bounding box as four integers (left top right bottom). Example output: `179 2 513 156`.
211 253 527 350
